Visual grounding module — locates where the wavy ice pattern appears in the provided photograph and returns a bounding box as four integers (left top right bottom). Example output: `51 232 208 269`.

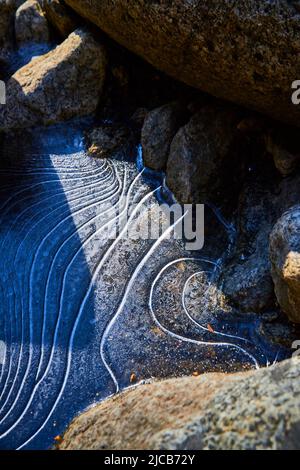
0 123 283 449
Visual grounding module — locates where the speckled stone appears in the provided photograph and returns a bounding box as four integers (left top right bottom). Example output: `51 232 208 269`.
0 28 107 129
64 0 300 126
58 357 300 450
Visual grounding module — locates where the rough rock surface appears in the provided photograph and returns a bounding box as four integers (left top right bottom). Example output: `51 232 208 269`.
43 0 79 38
222 171 300 314
270 206 300 323
0 0 16 57
64 0 300 126
15 0 50 44
166 105 241 203
141 102 187 171
86 124 133 158
222 231 274 313
0 28 107 129
265 127 300 177
58 357 300 450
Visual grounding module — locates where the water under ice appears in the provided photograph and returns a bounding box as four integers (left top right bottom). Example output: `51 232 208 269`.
0 121 288 449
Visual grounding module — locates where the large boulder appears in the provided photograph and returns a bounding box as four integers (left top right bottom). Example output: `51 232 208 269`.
64 0 300 127
0 28 107 129
270 206 300 323
58 357 300 450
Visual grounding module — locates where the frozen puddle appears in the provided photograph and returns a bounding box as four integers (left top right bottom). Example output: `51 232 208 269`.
0 123 281 449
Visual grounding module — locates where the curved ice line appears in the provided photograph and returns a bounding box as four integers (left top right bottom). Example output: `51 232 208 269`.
181 267 253 343
36 168 147 387
0 167 115 269
0 160 92 171
14 168 117 267
0 153 102 170
0 287 21 403
0 291 15 396
0 171 113 257
1 169 147 442
0 286 9 390
0 163 102 176
100 209 186 393
149 258 260 370
0 275 21 396
35 166 126 381
0 167 103 177
181 272 268 366
0 166 115 398
0 176 117 407
0 161 107 218
0 163 114 398
0 170 118 417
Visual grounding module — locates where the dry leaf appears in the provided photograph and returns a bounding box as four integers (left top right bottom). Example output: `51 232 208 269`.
177 262 185 272
130 373 137 383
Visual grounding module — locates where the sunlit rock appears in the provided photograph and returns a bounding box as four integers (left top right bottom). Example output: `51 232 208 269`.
64 0 300 126
0 28 107 129
58 358 300 450
270 206 300 323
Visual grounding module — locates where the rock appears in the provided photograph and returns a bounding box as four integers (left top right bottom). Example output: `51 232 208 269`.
259 315 300 348
141 102 187 171
166 105 241 203
0 0 16 57
1 0 27 70
0 28 107 129
111 64 129 92
15 0 50 45
221 173 277 313
265 127 300 177
64 0 300 127
222 231 274 312
222 169 300 314
270 206 300 323
86 124 133 158
130 107 148 129
58 357 300 450
43 0 79 38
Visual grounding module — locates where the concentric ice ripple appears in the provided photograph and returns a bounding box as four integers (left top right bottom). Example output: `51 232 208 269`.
0 123 284 449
